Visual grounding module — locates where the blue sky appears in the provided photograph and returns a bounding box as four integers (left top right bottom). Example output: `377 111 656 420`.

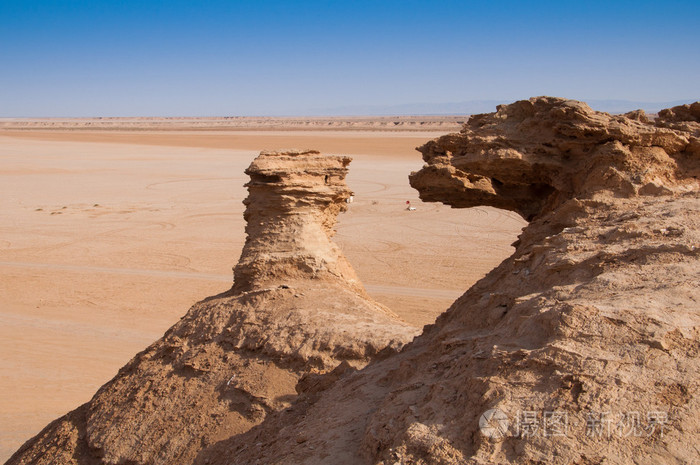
1 0 698 116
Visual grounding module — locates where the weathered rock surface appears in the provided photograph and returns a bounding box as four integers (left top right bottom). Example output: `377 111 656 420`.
409 97 698 219
7 150 417 465
9 98 700 465
655 102 700 131
234 149 362 293
195 98 699 464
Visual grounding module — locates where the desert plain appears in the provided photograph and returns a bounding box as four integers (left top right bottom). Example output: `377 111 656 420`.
0 119 526 460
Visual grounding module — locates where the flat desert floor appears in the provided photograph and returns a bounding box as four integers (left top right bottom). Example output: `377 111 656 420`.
0 127 526 460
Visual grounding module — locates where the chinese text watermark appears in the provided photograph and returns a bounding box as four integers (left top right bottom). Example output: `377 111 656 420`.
478 409 669 440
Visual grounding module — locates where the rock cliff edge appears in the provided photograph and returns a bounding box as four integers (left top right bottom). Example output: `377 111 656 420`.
195 98 699 465
7 99 700 465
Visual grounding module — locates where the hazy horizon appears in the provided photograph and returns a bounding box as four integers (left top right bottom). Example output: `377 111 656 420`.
1 0 698 117
0 98 696 119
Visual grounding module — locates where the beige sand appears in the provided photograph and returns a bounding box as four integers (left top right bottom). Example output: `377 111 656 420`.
0 129 525 460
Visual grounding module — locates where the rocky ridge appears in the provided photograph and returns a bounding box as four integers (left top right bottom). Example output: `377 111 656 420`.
7 150 417 465
192 98 699 464
7 98 700 465
409 98 698 219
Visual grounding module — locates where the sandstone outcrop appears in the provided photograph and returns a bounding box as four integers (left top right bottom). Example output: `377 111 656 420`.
408 97 698 219
8 98 700 465
194 98 699 464
7 150 417 465
233 150 362 293
655 102 700 130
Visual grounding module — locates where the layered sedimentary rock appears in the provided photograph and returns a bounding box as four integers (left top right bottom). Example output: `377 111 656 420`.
9 99 700 465
655 101 700 132
7 150 417 465
233 150 362 292
198 98 699 464
409 97 698 219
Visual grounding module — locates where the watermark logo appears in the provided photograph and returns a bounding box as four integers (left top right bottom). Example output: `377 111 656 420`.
478 409 669 440
478 408 509 440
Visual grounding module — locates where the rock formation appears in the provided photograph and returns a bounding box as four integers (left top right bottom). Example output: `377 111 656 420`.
190 98 699 464
233 149 363 293
7 150 417 465
8 99 700 465
409 97 698 219
655 101 700 132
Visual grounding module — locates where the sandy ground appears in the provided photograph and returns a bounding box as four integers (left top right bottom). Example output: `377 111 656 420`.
0 129 525 460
